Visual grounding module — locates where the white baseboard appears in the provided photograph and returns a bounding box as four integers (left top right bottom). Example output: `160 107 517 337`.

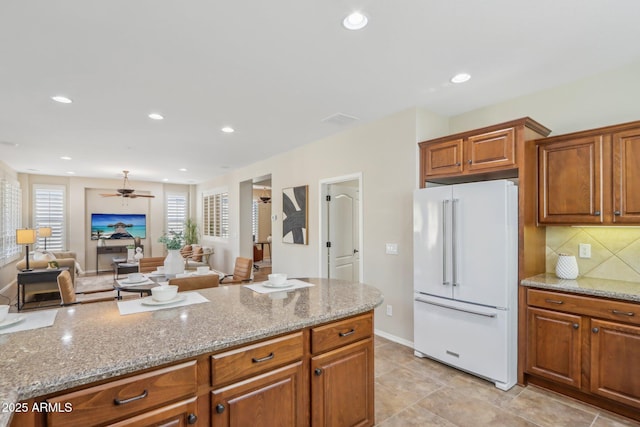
374 329 414 349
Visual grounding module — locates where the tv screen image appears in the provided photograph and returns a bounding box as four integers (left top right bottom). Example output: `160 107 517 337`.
91 213 146 240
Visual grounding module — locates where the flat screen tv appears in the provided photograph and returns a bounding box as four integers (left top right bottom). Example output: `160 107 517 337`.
91 213 146 240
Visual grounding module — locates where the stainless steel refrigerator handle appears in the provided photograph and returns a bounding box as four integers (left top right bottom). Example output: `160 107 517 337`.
452 198 458 287
442 200 450 286
415 297 497 318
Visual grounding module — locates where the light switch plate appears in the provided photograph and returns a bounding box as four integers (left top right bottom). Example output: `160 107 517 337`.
385 243 398 255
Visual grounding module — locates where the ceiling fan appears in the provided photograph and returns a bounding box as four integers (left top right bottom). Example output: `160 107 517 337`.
100 170 155 199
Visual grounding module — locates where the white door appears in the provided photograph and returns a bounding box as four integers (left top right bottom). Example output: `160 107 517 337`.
328 183 359 281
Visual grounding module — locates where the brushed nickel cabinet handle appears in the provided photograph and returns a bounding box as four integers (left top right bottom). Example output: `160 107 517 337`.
592 327 599 333
573 323 579 329
544 299 564 305
614 210 621 216
339 329 355 337
593 211 601 216
611 309 634 317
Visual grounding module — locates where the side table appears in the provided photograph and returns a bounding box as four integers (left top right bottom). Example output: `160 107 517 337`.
17 267 69 311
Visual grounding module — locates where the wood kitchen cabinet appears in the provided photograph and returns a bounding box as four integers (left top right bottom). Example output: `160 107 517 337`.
525 288 640 420
419 117 550 185
526 307 582 388
310 313 374 427
537 120 640 225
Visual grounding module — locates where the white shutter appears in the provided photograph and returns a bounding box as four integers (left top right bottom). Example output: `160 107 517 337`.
203 191 229 238
0 178 22 266
167 193 188 234
34 185 65 251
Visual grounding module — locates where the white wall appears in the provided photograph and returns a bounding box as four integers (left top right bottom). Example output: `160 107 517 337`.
198 108 449 340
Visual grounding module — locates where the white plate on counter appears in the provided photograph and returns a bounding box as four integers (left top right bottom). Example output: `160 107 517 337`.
141 294 187 306
263 282 294 289
148 271 165 277
121 277 148 284
0 315 25 329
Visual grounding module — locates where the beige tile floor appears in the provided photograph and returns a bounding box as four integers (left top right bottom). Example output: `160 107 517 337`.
374 336 640 427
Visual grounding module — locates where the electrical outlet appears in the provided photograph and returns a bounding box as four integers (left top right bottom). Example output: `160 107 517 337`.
579 243 591 258
386 305 393 316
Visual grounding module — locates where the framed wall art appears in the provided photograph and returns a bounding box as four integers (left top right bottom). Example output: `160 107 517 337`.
282 185 308 244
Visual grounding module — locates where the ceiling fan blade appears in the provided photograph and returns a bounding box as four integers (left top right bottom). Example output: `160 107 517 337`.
134 194 155 198
100 193 121 197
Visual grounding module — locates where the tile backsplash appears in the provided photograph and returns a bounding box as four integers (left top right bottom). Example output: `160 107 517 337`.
546 227 640 283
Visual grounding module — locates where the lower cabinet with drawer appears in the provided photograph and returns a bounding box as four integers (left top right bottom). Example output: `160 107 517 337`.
10 311 374 427
525 288 640 421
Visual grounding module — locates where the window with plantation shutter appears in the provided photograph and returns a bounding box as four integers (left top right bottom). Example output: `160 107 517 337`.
0 178 22 266
252 200 259 241
33 185 65 251
203 191 229 238
166 193 188 235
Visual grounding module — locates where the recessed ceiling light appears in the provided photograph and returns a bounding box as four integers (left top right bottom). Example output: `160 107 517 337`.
148 113 164 120
66 171 75 175
450 73 471 84
60 156 72 160
343 11 368 30
51 95 72 104
221 126 234 133
179 168 187 172
162 178 169 182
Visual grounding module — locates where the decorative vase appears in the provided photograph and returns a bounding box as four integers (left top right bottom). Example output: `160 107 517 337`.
164 249 184 276
555 254 578 279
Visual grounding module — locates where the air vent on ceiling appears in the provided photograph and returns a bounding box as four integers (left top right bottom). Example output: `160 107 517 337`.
321 113 360 126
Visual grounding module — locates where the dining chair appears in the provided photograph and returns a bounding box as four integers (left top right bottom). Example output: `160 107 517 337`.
57 270 116 306
220 257 253 284
138 257 165 273
168 274 220 291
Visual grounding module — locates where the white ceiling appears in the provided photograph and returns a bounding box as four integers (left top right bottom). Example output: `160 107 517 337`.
1 0 640 184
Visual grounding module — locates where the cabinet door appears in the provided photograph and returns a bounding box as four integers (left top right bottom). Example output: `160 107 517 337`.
538 135 603 224
211 362 304 427
423 139 464 177
108 398 198 427
311 338 373 427
526 307 582 388
612 128 640 223
466 127 516 172
590 319 640 409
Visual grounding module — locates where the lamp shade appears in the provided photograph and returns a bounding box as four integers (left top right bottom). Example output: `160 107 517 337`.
16 229 37 245
39 227 52 238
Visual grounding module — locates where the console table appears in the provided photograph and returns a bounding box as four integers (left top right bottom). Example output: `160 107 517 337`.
17 267 69 311
96 245 143 274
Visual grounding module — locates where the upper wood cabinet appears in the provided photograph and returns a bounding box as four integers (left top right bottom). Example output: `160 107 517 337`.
537 120 640 225
419 117 550 185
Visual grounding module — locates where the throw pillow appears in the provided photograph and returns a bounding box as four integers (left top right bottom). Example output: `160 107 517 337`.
193 247 203 262
180 245 192 258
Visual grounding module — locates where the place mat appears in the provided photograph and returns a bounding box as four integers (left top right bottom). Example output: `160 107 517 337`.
117 292 209 315
244 279 314 294
0 309 58 335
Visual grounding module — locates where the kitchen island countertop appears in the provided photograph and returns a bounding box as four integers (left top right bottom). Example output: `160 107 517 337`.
521 273 640 303
0 277 383 427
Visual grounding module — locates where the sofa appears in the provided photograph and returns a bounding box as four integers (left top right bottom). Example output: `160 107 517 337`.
16 251 78 302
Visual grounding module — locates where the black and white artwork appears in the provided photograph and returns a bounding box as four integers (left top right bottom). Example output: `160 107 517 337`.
282 185 308 245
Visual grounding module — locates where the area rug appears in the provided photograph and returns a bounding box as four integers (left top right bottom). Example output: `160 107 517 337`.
75 274 117 293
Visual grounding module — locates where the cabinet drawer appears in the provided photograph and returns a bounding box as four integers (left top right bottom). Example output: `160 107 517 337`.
211 332 303 387
46 360 197 427
311 313 372 354
527 288 640 326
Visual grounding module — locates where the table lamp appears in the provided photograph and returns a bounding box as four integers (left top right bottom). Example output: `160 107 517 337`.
16 228 37 271
39 226 52 250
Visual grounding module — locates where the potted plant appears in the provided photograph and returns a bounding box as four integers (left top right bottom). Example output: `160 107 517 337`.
184 218 199 245
158 231 184 275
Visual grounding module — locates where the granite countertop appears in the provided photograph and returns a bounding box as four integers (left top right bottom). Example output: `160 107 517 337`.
521 273 640 303
0 278 383 427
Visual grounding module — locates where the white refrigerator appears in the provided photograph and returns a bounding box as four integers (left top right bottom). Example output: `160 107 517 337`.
413 179 518 390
